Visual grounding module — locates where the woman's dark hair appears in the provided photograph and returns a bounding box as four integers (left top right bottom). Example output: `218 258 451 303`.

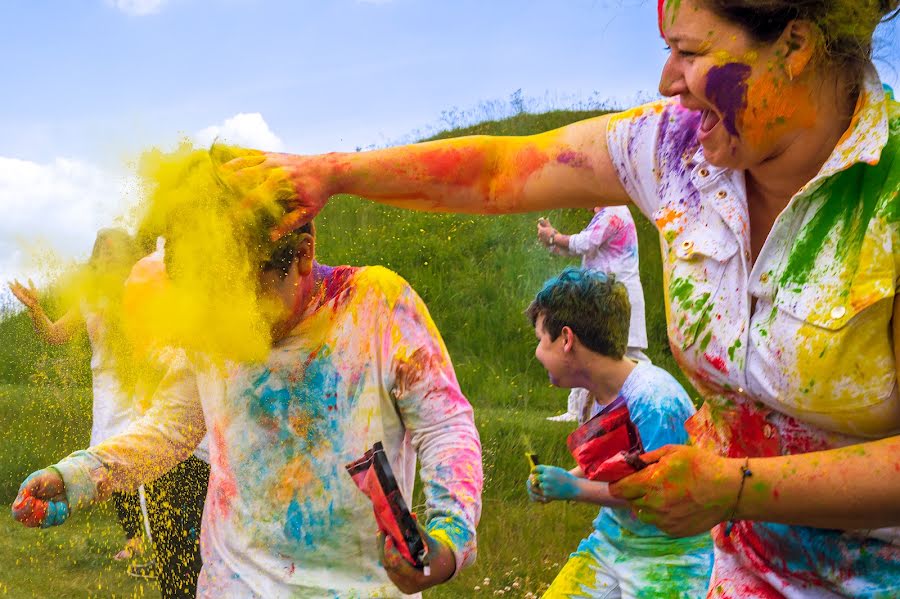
704 1 899 71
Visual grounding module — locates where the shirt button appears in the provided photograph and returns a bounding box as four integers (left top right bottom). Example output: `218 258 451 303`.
716 190 728 199
831 306 847 320
699 168 710 177
737 387 745 394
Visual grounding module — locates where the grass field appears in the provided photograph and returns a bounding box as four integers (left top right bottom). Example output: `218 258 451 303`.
0 109 692 597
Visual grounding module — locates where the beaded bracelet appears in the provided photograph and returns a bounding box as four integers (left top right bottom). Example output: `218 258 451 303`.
728 457 752 522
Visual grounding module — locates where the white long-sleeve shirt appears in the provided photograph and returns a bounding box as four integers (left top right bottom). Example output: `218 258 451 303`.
556 206 648 349
56 264 482 598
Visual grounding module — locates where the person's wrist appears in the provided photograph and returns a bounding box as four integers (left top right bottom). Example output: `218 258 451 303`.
723 457 753 521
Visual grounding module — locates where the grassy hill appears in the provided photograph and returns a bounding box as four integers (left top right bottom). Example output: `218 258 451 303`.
0 108 689 598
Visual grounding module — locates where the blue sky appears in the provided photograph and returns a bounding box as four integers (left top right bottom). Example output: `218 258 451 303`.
1 0 898 289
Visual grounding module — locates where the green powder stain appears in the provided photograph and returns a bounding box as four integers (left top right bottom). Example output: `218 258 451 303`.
699 331 713 353
727 338 742 361
780 121 899 288
670 277 695 303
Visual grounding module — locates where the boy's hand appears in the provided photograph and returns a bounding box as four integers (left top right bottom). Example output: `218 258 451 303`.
11 469 69 528
527 465 582 502
379 524 455 594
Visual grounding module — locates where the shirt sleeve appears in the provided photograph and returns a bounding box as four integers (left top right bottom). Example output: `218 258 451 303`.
605 100 676 221
383 283 483 577
53 350 207 510
567 210 619 256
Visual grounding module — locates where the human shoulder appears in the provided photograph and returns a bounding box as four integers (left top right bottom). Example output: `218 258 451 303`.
622 363 695 417
348 265 415 308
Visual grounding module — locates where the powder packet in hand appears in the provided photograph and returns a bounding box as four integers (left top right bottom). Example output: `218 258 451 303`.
567 395 647 482
345 442 429 568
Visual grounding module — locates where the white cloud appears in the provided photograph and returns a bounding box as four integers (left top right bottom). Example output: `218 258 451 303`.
194 113 285 152
0 156 136 288
107 0 168 16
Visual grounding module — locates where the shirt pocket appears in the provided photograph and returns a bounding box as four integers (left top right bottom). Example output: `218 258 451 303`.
666 230 739 352
767 275 897 421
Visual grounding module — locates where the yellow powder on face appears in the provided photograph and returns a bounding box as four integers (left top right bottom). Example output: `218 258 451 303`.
127 142 284 367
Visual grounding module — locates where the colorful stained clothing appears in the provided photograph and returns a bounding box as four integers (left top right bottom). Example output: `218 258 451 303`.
553 205 648 350
544 363 713 599
607 67 900 597
54 263 483 598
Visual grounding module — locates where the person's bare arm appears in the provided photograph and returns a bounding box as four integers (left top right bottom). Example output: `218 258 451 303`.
223 114 630 237
8 279 81 345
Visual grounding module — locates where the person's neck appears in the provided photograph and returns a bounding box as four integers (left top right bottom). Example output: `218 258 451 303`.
583 354 638 407
271 262 324 342
746 71 857 210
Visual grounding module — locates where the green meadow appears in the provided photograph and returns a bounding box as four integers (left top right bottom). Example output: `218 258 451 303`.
0 109 692 597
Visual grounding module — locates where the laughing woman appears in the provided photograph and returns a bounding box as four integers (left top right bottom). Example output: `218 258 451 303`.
223 1 900 596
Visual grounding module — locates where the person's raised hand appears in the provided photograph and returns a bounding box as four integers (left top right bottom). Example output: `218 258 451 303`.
11 469 69 528
9 279 40 312
609 444 740 537
217 150 335 240
378 524 456 594
527 465 582 503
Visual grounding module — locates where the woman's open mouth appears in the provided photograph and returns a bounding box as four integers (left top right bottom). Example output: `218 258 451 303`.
699 109 722 138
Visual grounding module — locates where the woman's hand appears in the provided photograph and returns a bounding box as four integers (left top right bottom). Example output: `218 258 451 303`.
527 465 583 502
218 151 336 240
609 445 740 537
9 279 40 312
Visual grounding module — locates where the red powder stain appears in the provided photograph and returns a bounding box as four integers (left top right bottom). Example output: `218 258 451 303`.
657 0 665 37
323 265 358 310
210 424 239 520
705 352 729 374
419 147 485 186
515 145 551 176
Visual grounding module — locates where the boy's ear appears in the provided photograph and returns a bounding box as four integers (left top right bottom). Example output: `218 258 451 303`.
561 326 576 352
296 233 315 277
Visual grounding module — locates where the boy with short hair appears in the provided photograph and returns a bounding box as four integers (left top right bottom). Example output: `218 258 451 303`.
526 267 712 598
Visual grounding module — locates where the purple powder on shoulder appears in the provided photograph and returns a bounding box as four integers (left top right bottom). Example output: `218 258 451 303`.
705 63 752 136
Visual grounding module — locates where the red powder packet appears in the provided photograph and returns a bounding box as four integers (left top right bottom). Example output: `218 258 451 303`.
345 442 429 568
567 396 647 482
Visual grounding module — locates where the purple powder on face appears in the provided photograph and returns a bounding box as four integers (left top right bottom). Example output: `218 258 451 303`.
705 63 752 136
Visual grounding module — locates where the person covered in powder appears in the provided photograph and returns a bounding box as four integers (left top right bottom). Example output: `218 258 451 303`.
525 268 712 598
12 217 483 597
217 1 900 594
7 229 154 569
537 207 648 422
